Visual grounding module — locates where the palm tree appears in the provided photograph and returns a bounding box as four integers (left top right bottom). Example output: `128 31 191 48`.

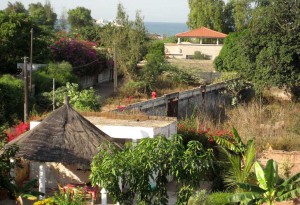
229 159 300 205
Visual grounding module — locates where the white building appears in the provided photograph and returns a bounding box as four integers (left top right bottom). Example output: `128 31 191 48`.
164 27 227 60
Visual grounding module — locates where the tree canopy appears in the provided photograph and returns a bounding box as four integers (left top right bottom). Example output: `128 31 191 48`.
0 11 51 74
67 7 93 30
187 0 225 32
28 1 57 30
214 0 300 93
100 3 147 81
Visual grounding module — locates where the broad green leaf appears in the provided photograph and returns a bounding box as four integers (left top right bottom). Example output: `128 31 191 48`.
265 159 278 189
254 161 267 190
237 183 265 193
229 192 260 202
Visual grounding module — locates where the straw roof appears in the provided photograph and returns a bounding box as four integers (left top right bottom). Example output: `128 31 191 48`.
8 100 124 165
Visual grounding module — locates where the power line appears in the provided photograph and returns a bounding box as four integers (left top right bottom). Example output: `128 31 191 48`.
72 59 99 69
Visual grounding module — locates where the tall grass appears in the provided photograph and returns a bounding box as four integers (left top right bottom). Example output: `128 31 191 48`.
180 100 300 151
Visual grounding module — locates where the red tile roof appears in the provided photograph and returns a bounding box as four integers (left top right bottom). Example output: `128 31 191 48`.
176 27 227 38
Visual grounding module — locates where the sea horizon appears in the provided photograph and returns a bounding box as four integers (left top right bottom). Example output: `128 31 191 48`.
144 21 188 36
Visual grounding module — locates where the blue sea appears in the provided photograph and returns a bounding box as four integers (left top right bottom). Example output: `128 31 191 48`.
144 22 188 36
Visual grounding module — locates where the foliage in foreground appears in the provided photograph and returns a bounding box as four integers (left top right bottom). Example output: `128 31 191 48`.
90 135 214 205
230 159 300 205
0 141 43 205
213 128 256 190
33 190 85 205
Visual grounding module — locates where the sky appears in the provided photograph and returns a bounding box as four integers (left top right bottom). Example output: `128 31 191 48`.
0 0 190 23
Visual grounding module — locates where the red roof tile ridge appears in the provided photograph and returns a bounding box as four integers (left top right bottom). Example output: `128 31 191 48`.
176 27 227 38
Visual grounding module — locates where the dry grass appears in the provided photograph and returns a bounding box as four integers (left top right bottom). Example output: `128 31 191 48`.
183 100 300 152
167 59 215 72
225 101 300 151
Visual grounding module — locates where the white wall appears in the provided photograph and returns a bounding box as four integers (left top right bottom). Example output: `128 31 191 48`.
164 43 223 60
95 121 177 140
30 162 90 188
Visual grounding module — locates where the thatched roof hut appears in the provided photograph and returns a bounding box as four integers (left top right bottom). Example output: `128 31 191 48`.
8 100 123 166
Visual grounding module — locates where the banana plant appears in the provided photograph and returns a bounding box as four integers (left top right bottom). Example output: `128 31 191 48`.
213 128 256 190
229 159 300 205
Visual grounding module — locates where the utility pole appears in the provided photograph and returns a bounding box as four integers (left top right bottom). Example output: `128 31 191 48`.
23 57 29 122
53 78 55 111
113 42 118 93
30 28 33 93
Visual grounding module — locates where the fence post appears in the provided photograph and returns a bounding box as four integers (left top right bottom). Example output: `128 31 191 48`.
39 163 46 200
101 188 107 205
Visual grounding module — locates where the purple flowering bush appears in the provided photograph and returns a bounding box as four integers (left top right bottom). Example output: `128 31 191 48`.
50 38 102 76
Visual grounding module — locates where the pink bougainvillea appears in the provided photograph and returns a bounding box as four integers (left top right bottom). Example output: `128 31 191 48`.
5 122 30 142
50 37 103 76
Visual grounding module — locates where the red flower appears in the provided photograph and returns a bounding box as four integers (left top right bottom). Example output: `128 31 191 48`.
6 122 30 142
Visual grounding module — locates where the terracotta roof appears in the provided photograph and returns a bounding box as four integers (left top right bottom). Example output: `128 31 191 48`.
176 27 227 38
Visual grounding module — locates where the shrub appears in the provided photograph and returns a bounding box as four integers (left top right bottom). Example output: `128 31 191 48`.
193 51 211 60
33 197 55 205
41 83 100 112
118 80 146 97
207 192 232 205
188 189 210 205
188 190 232 205
50 38 102 76
52 190 84 205
0 75 23 125
33 61 78 94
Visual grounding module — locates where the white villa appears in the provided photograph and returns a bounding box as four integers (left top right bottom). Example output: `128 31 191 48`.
164 27 227 60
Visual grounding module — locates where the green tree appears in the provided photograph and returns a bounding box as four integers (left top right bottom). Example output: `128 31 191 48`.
215 0 300 94
101 3 147 81
5 1 27 14
230 159 300 205
222 1 235 33
0 75 23 126
230 0 253 31
187 0 225 32
90 135 213 205
28 1 57 30
0 11 52 74
67 7 93 30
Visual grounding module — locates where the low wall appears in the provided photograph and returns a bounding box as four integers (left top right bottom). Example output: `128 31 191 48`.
115 80 232 119
258 150 300 177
